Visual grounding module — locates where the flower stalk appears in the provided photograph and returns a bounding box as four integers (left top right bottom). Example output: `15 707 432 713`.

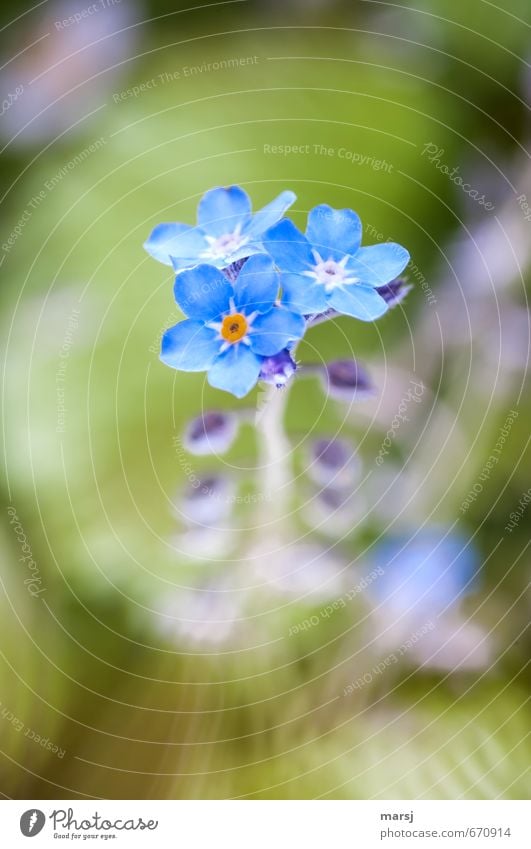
255 382 293 533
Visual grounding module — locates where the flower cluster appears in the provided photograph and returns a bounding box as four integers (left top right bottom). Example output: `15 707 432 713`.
145 186 410 397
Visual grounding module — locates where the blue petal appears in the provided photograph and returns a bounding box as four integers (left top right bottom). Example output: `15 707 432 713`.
144 222 206 267
371 532 478 615
346 243 410 287
207 344 262 398
262 219 315 272
280 272 329 315
197 186 252 236
174 244 263 272
174 264 232 320
328 284 388 321
160 320 220 371
233 254 279 313
248 307 305 356
244 190 297 239
305 204 362 261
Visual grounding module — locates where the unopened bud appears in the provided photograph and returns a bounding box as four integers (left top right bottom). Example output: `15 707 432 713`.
322 359 374 401
375 277 412 307
180 475 234 525
308 438 359 487
221 257 248 281
259 349 297 387
183 411 238 456
303 485 366 536
317 485 349 510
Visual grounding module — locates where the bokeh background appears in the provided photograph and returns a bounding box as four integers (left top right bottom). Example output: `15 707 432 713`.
0 0 529 799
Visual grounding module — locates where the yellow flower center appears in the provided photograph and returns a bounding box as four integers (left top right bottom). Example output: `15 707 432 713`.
221 313 248 343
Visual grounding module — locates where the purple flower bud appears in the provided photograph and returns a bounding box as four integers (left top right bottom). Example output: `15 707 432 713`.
303 485 367 537
221 257 249 282
259 349 297 387
375 277 412 307
322 359 374 401
183 410 238 456
180 475 235 525
308 438 359 487
318 486 349 510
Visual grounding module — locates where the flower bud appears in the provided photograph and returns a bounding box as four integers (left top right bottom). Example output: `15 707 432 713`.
303 486 367 537
259 349 297 387
322 358 374 401
183 410 238 456
180 474 235 526
221 257 248 281
307 438 359 487
375 277 412 307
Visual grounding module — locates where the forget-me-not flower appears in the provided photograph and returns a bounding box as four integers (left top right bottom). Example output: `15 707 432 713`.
263 204 410 320
369 530 478 617
160 254 305 397
144 185 296 270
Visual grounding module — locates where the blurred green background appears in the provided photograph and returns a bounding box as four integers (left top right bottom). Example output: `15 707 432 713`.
0 0 529 799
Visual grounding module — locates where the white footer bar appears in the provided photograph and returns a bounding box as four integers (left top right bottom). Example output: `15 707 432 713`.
1 800 529 848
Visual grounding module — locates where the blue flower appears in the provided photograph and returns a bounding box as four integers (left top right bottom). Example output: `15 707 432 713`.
263 204 410 320
369 530 479 617
160 254 305 397
144 185 296 270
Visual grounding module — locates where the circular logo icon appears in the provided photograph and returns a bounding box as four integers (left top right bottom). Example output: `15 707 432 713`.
20 810 46 837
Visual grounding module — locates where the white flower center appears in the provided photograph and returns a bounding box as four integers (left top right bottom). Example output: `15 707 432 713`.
306 250 359 291
201 225 248 261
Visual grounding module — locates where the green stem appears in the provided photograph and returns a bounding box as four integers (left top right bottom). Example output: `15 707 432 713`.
255 383 293 536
